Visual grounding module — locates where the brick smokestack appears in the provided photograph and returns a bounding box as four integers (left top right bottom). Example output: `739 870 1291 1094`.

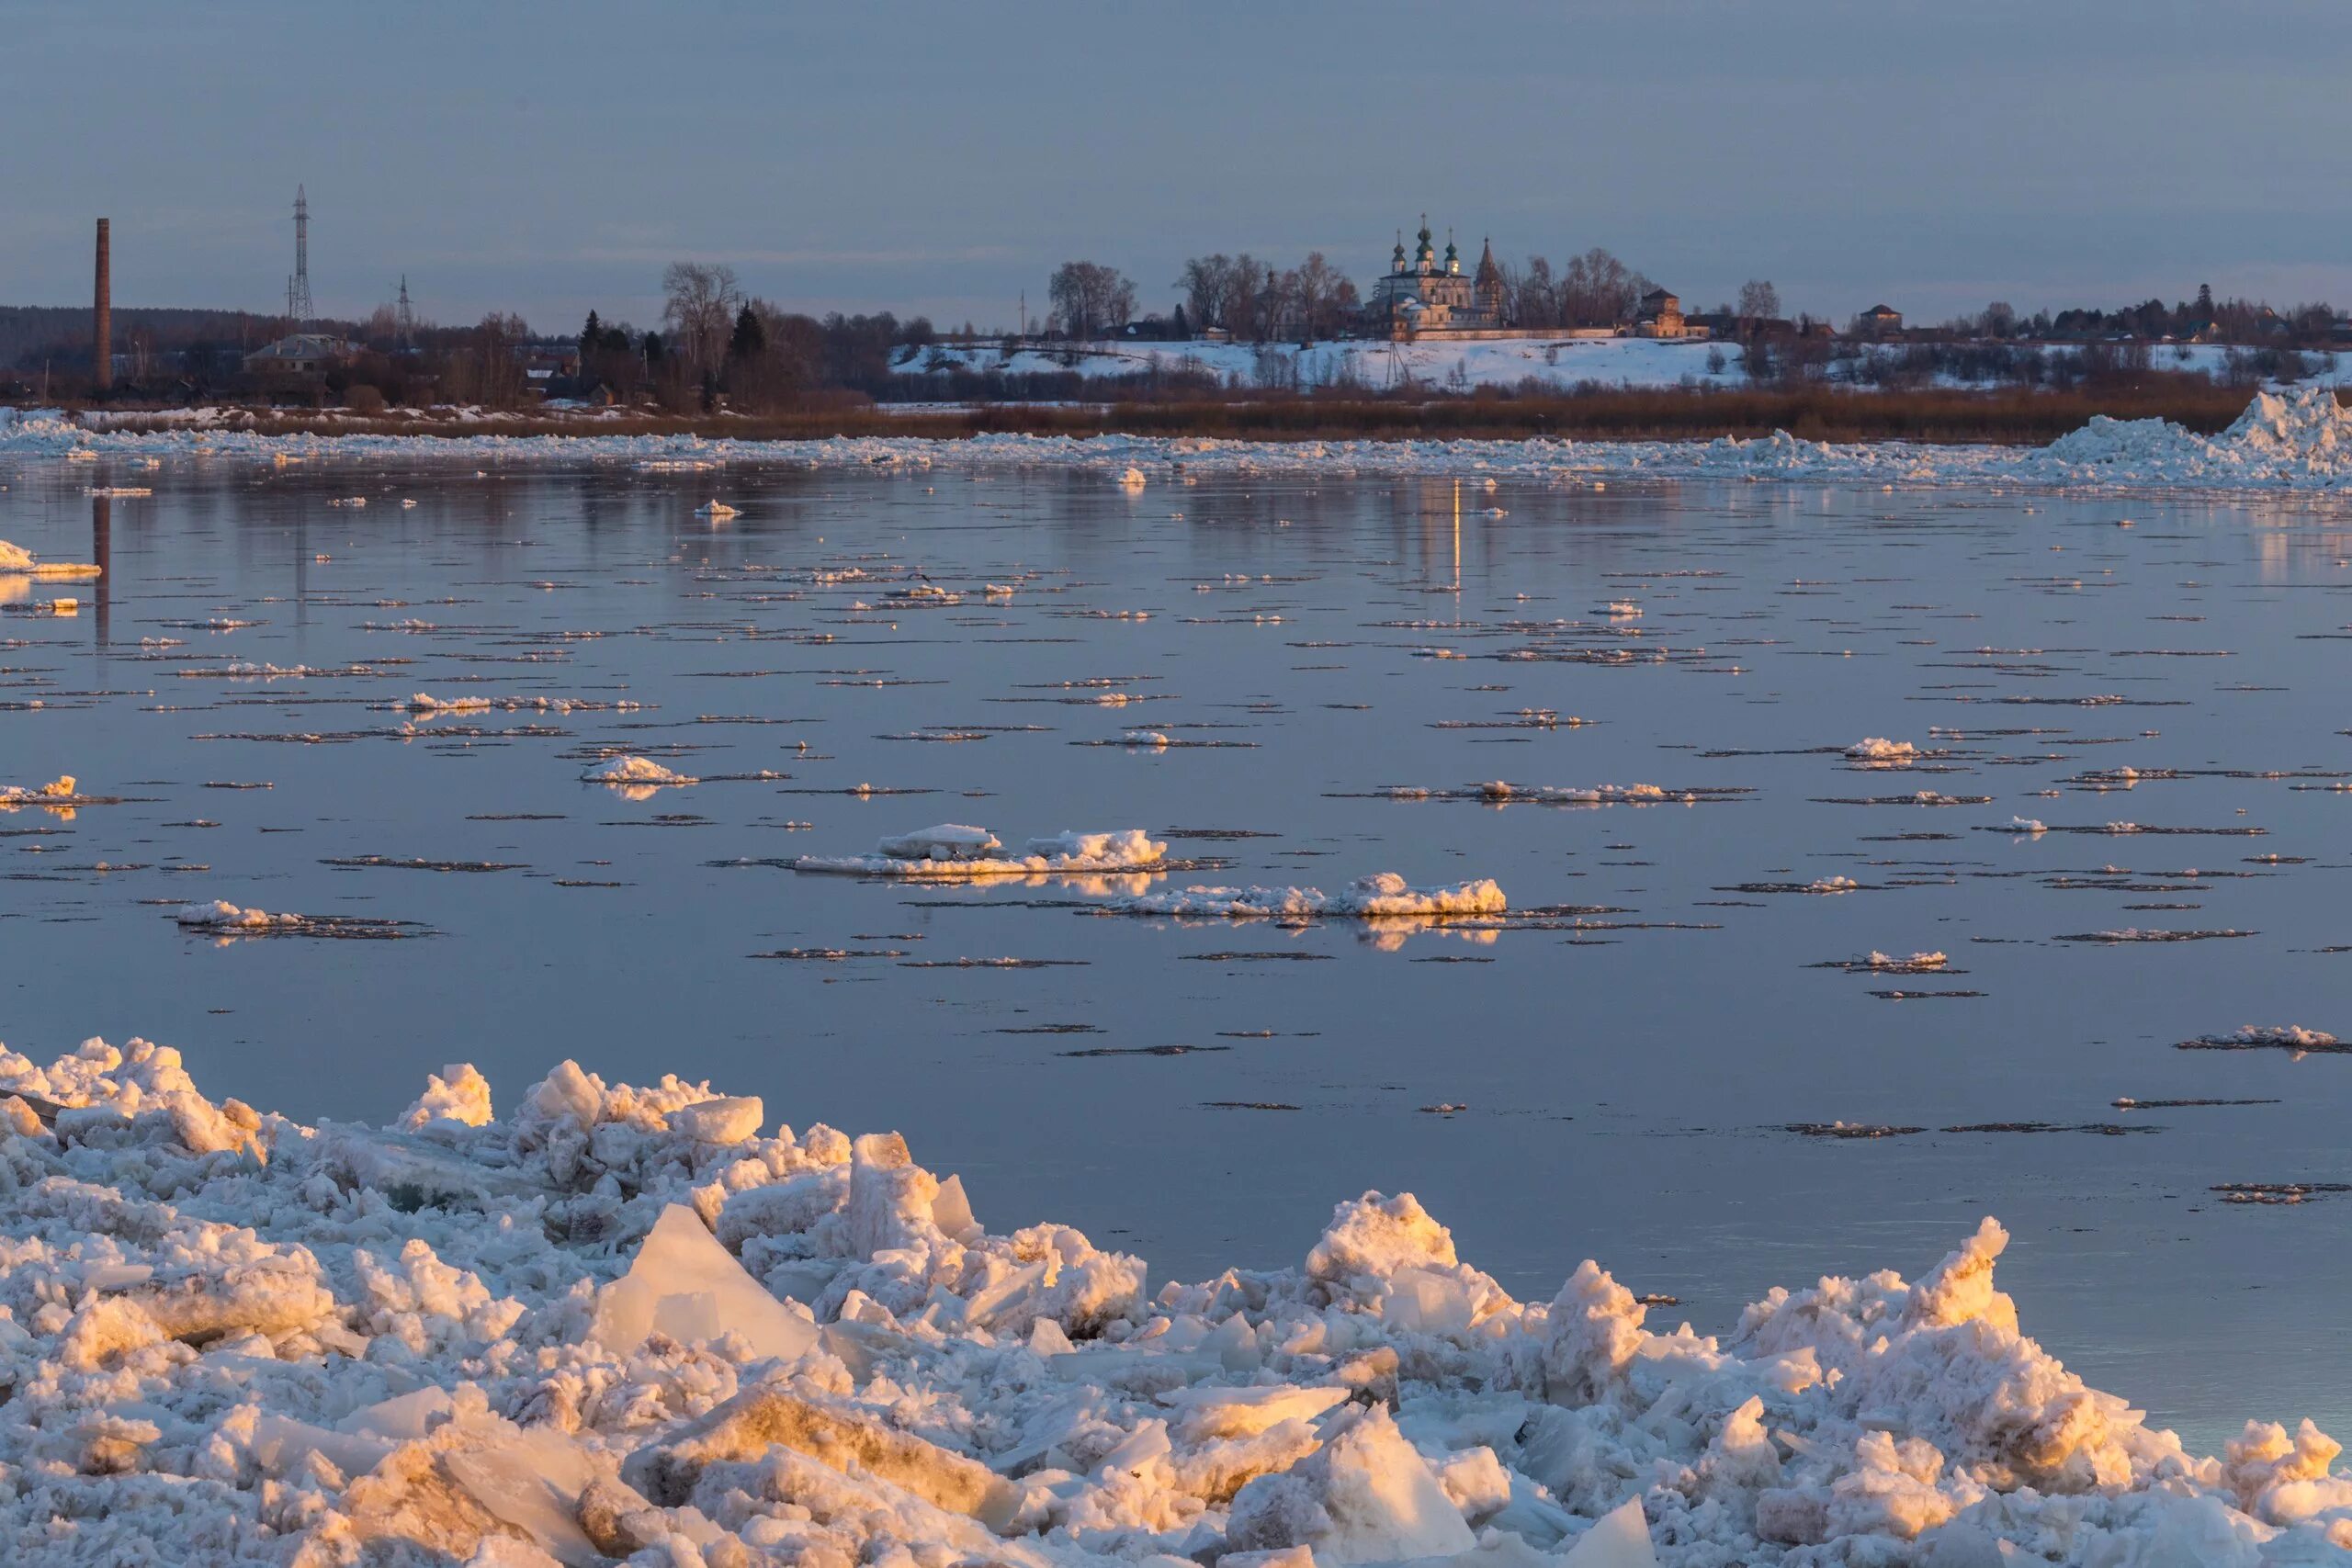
93 219 112 393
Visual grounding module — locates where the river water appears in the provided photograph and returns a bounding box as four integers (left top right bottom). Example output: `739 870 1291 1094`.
4 454 2349 1451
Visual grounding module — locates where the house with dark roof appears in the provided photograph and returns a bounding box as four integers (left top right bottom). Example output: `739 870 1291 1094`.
1634 288 1702 339
242 333 357 378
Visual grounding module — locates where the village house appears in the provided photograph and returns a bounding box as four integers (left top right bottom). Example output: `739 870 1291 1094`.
1634 288 1706 339
1858 303 1904 338
241 332 357 378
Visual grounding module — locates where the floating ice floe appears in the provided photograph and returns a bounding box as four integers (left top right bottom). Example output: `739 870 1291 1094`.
1844 737 1919 762
0 773 77 805
0 1037 2347 1564
169 902 429 941
173 900 301 930
2177 1024 2346 1057
695 500 741 519
794 824 1169 877
586 755 698 787
1824 950 1951 974
400 692 492 714
1109 873 1506 919
0 536 103 578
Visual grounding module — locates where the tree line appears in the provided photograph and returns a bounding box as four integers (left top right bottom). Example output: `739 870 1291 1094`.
1038 251 1793 342
13 251 2344 410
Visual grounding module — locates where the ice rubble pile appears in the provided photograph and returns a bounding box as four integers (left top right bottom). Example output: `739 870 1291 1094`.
793 824 1169 877
12 389 2352 492
2039 387 2352 485
0 1038 2347 1565
1112 874 1507 920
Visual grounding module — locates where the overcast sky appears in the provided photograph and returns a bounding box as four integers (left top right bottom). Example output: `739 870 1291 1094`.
9 0 2350 333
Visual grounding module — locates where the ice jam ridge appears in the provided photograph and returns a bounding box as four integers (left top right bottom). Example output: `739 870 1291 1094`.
1 1035 2349 1564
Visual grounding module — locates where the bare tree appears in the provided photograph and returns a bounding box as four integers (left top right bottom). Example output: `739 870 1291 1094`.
1513 255 1559 330
1737 279 1781 325
1224 254 1283 341
1046 261 1137 341
1290 253 1356 343
1176 255 1238 335
662 262 743 375
447 312 530 408
1560 248 1644 328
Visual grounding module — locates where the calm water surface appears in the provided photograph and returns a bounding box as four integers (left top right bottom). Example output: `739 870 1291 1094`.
5 455 2350 1450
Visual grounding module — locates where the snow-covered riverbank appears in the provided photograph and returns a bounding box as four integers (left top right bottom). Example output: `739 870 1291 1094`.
3 1034 2345 1565
7 388 2352 494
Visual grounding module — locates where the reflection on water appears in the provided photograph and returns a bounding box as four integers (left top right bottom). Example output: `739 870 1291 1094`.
3 457 2351 1450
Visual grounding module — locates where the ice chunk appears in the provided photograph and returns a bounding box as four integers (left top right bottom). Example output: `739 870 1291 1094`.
1024 828 1163 863
1384 1267 1479 1336
1559 1498 1657 1568
339 1386 457 1441
1226 1405 1477 1564
624 1374 1021 1529
1310 1190 1462 1284
669 1095 763 1145
878 823 1001 861
1155 1383 1349 1441
251 1415 396 1481
401 1063 493 1130
592 1204 819 1363
585 755 696 787
441 1419 606 1566
932 1171 980 1242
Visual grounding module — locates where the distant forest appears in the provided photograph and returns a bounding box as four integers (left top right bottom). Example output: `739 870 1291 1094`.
0 306 282 378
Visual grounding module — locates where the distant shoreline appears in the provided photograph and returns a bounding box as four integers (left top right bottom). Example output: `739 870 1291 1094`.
25 381 2319 446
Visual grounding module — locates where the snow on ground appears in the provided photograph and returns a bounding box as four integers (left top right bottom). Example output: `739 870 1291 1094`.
898 336 1745 393
895 337 2352 396
793 825 1169 877
1 1035 2347 1565
12 388 2352 493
